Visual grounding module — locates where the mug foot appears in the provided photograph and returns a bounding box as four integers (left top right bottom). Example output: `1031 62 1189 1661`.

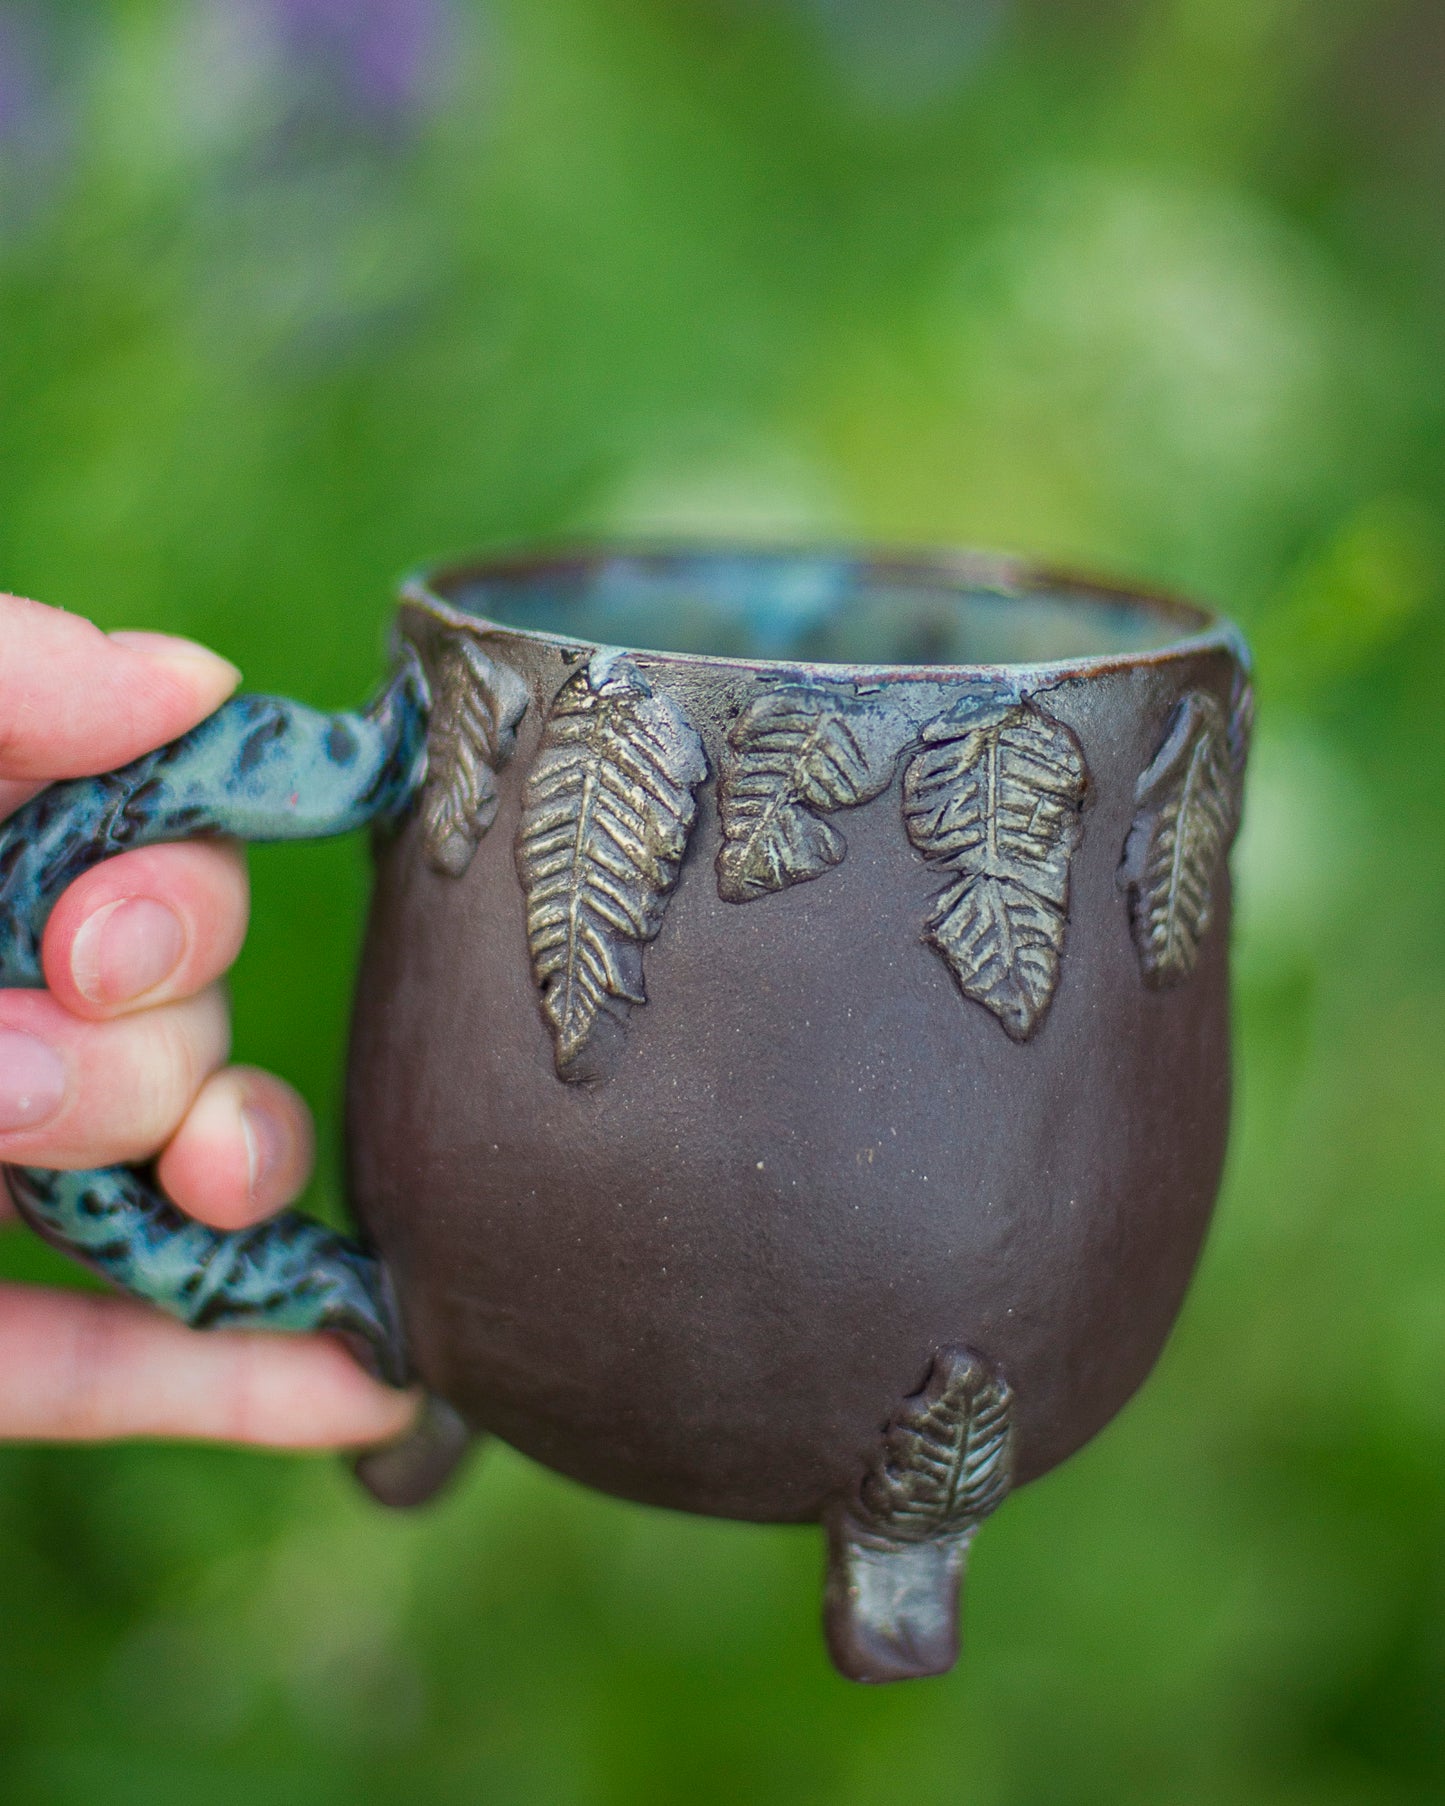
822 1345 1015 1683
352 1395 476 1509
824 1513 973 1682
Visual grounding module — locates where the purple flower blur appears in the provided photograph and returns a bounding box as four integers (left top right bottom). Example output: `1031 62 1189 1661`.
0 6 72 234
266 0 456 126
0 8 45 148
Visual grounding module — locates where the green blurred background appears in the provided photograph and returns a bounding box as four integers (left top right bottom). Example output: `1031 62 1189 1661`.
1 0 1442 1799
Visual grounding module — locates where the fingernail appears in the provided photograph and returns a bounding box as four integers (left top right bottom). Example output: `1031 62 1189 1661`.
0 1028 66 1132
241 1104 286 1204
71 898 186 1005
109 630 242 692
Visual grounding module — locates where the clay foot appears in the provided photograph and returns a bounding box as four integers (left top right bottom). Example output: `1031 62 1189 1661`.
823 1344 1015 1682
352 1394 476 1508
824 1507 973 1682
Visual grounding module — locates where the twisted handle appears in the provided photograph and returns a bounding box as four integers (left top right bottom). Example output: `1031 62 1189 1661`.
0 658 428 1386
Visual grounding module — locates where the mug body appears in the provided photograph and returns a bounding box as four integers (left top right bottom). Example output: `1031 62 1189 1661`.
346 548 1248 1524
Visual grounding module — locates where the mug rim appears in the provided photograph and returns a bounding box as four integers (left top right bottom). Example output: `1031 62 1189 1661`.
400 540 1249 682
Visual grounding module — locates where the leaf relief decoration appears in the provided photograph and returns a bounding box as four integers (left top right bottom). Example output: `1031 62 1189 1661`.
419 635 530 877
715 683 905 903
517 656 708 1081
1121 687 1243 988
902 696 1088 1041
1228 668 1254 802
853 1347 1014 1548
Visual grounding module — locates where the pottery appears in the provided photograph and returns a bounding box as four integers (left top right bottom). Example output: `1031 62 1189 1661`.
0 546 1251 1683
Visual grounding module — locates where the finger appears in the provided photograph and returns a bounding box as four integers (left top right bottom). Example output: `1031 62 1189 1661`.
0 1284 419 1447
0 597 240 785
0 985 229 1168
156 1066 315 1232
42 841 249 1021
0 777 44 819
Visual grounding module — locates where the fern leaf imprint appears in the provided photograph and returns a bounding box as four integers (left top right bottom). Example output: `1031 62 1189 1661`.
420 635 529 877
1122 689 1242 987
517 658 707 1080
716 683 904 902
902 696 1088 1040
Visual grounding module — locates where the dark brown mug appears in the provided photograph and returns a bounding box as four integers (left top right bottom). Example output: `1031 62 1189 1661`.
0 546 1251 1683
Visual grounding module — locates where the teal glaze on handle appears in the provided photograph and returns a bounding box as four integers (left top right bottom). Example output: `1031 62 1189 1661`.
0 657 429 1386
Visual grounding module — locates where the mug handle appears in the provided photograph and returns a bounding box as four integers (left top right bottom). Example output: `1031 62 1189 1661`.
0 656 428 1391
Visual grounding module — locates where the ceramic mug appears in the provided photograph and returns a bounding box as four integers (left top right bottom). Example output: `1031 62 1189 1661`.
0 546 1251 1683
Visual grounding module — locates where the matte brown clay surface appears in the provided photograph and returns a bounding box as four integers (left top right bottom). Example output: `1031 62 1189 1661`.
345 549 1245 1527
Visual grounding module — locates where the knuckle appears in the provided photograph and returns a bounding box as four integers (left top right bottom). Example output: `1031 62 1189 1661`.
121 991 232 1147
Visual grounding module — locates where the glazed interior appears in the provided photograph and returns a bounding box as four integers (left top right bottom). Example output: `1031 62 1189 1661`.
422 547 1213 667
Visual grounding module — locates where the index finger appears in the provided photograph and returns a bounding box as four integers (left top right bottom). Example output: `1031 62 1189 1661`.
0 595 241 785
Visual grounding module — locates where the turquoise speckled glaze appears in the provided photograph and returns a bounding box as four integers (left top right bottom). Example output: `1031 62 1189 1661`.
0 655 429 1386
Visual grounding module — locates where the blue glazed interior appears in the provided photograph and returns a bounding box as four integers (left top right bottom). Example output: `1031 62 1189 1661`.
439 550 1199 665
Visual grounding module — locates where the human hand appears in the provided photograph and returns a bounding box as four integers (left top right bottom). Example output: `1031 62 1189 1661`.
0 593 418 1449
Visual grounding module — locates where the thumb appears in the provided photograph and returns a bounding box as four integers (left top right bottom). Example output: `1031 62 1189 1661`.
0 595 241 783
